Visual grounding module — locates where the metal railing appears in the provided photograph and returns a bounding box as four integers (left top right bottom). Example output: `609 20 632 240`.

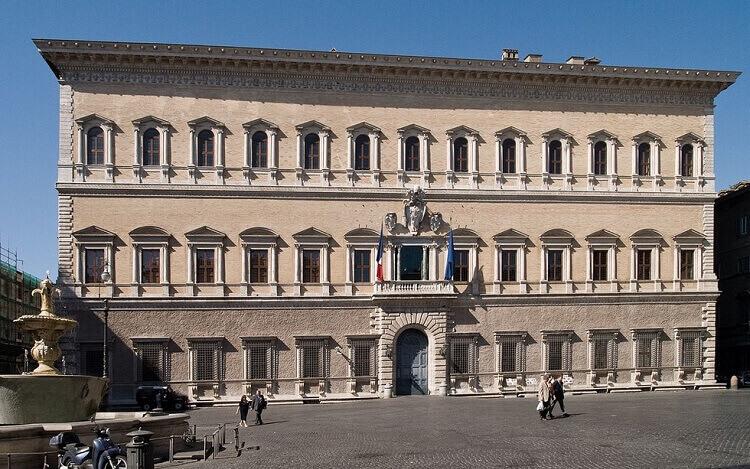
0 450 57 469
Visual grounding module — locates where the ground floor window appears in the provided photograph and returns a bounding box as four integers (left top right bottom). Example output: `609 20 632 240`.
589 331 618 370
633 330 661 369
134 340 169 382
189 339 224 381
495 332 526 373
677 330 703 368
243 338 276 380
350 338 377 378
449 335 478 375
297 338 330 379
543 332 572 372
80 343 104 377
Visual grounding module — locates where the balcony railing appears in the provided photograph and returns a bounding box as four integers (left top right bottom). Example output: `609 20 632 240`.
373 280 455 295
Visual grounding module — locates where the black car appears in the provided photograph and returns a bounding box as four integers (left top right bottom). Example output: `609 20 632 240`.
135 385 187 411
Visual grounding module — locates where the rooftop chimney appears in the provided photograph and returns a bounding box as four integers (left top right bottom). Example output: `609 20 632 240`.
523 54 543 63
502 49 519 61
583 56 601 65
566 56 585 65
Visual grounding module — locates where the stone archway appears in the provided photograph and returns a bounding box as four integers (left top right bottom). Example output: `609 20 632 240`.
373 308 451 396
395 329 429 395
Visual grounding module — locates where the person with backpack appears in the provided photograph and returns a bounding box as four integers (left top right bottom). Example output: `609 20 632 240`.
251 390 267 425
551 376 568 417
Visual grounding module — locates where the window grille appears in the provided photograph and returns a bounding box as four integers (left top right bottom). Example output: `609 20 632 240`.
136 341 169 382
354 135 370 171
298 339 329 379
249 249 268 283
545 334 571 371
593 141 607 175
547 140 562 174
592 249 608 281
501 250 517 282
404 136 420 171
84 248 105 284
636 249 651 281
350 339 377 378
449 336 477 375
679 331 702 368
590 332 617 370
190 340 223 381
454 249 470 282
680 249 695 280
634 331 661 369
244 339 275 380
496 334 526 373
353 250 371 283
140 249 160 284
501 138 516 173
547 249 563 281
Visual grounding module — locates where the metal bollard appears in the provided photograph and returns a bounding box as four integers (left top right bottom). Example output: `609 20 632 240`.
126 428 155 469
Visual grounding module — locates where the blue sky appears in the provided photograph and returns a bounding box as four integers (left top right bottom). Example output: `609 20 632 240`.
0 0 748 277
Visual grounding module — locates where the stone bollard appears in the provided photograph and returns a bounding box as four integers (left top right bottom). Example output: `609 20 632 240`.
730 375 739 390
126 428 155 469
383 383 393 398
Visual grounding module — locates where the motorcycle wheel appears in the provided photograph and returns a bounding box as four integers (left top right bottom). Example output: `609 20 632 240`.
174 401 184 411
142 403 151 411
103 455 127 469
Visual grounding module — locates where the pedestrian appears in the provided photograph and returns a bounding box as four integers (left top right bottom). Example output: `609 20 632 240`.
546 376 557 418
552 376 568 417
236 395 250 427
537 374 551 420
251 389 266 425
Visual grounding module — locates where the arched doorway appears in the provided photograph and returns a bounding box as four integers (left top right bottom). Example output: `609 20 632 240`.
395 329 429 395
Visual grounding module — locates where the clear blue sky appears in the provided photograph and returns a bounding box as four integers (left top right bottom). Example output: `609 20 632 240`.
0 0 748 277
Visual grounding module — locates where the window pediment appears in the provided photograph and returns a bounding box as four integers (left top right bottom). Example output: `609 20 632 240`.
451 227 480 242
673 229 706 242
493 229 529 244
75 113 114 126
185 225 226 241
129 226 170 241
132 115 171 127
293 227 332 243
446 125 478 136
346 122 381 134
187 116 225 128
344 227 379 242
542 128 574 141
630 229 663 241
675 132 704 144
587 129 618 142
73 225 116 241
295 120 330 132
632 131 662 143
397 124 430 135
239 227 279 244
585 229 620 242
540 228 575 242
242 118 279 130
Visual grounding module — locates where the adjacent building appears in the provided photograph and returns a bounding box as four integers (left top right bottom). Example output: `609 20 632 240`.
0 244 41 373
35 39 739 403
715 181 750 378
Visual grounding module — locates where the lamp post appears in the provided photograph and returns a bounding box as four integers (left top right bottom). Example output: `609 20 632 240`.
100 264 111 380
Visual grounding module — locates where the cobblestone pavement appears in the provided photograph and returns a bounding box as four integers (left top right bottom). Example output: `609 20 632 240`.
164 390 750 468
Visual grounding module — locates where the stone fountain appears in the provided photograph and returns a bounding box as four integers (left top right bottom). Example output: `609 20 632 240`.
0 277 108 424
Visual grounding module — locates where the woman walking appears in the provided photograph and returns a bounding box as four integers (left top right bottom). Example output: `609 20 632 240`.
236 395 250 427
537 374 551 420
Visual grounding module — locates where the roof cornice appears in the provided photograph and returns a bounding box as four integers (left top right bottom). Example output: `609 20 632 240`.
34 38 740 93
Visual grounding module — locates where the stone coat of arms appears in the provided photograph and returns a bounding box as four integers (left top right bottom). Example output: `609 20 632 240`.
403 187 427 235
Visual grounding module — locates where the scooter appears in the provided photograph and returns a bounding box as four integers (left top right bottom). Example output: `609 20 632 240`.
49 426 127 469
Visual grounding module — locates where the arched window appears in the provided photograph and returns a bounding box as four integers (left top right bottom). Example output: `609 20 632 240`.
548 140 562 174
142 128 160 166
251 131 268 168
405 136 420 172
86 127 105 165
501 138 516 173
453 137 469 173
637 142 651 176
354 134 370 171
681 144 694 177
304 133 320 169
593 141 607 175
197 130 214 167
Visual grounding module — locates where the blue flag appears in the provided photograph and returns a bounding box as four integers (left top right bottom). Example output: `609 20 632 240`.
444 229 455 281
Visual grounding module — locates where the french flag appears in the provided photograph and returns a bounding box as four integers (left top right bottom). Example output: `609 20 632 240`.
376 223 384 282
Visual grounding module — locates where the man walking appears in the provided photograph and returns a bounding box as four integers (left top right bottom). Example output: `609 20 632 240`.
551 376 568 417
251 390 266 425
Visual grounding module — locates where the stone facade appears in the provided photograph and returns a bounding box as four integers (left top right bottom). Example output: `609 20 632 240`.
35 39 739 403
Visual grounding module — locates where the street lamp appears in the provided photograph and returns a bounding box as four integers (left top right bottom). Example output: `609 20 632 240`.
100 264 111 380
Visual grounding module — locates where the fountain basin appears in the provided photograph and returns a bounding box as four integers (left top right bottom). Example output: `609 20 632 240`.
0 374 108 425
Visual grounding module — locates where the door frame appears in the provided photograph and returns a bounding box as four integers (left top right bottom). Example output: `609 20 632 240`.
393 326 434 395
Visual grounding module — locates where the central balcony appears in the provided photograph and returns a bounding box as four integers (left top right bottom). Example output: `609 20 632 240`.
373 280 455 296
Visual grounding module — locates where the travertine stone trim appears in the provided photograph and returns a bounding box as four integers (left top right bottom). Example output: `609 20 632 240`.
58 195 74 289
58 83 74 182
701 302 717 382
702 204 717 280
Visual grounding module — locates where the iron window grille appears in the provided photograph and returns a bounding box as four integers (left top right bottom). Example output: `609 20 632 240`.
496 333 526 373
501 250 517 282
190 340 224 382
633 331 661 369
449 336 478 375
679 331 702 368
350 339 377 378
135 341 169 382
243 338 276 381
589 332 617 370
298 338 329 379
544 334 572 372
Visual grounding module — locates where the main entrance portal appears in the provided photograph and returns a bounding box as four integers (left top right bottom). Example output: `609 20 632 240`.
395 329 429 395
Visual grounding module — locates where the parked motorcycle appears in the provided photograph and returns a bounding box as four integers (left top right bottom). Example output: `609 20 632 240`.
49 426 127 469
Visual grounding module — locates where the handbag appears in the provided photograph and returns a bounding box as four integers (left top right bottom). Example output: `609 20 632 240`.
536 401 544 411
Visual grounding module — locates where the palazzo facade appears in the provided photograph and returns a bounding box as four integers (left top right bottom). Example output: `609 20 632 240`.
36 40 739 403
